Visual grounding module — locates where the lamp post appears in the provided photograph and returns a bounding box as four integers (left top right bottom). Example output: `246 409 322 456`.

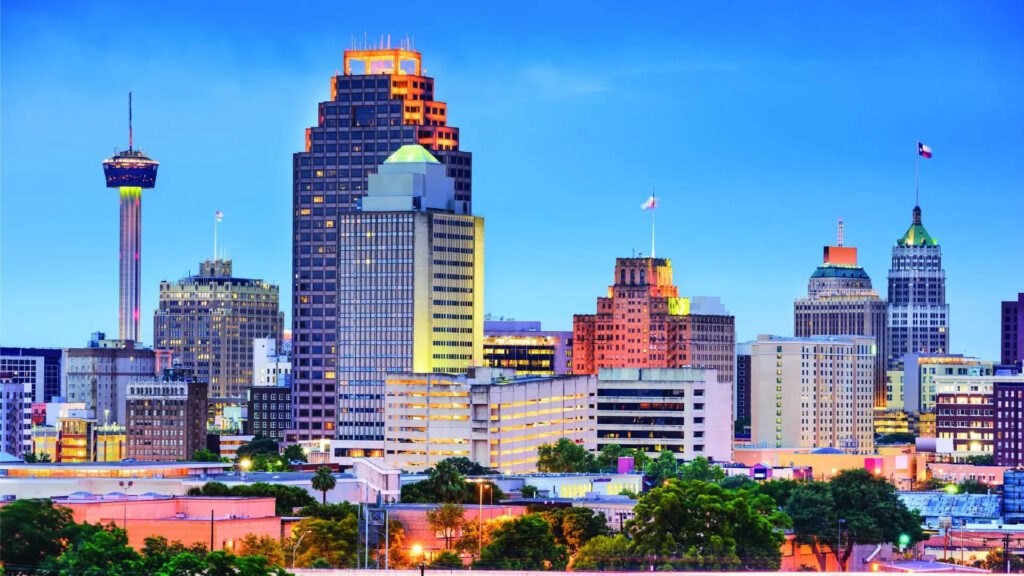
960 518 966 565
837 518 845 571
118 480 134 529
239 457 252 481
472 480 490 559
291 530 310 569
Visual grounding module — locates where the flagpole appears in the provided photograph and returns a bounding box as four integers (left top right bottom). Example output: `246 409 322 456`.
651 188 656 258
214 214 218 261
915 140 919 207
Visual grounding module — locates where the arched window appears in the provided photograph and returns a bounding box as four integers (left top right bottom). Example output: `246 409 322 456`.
630 270 636 285
640 269 646 285
620 269 626 285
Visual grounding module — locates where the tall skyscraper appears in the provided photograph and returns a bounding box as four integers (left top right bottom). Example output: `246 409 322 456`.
1002 293 1024 366
289 144 483 452
794 220 888 405
102 94 159 343
749 334 875 453
153 259 284 399
572 257 735 387
291 46 473 444
887 205 949 371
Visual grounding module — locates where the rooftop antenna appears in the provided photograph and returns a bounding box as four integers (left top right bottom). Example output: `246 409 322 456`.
128 92 133 151
837 218 844 247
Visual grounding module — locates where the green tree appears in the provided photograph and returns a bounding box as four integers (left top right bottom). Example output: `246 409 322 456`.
877 432 916 445
474 514 567 570
188 481 315 515
235 434 280 459
381 519 410 569
141 536 208 572
22 451 52 463
292 515 358 568
757 478 801 509
644 450 680 486
521 484 539 498
156 552 206 576
966 454 994 465
569 534 639 571
439 456 496 475
455 516 507 557
677 455 725 484
596 444 650 472
629 479 788 570
282 444 307 463
426 503 466 550
299 501 359 521
193 448 221 462
787 469 924 571
984 548 1024 572
720 475 758 491
537 438 597 473
429 550 464 569
957 478 990 494
53 524 143 576
0 498 77 569
309 558 332 568
311 466 337 504
541 507 611 553
238 534 285 567
429 459 468 503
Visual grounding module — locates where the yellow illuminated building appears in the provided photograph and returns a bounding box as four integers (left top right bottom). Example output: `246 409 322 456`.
383 368 595 473
95 424 126 462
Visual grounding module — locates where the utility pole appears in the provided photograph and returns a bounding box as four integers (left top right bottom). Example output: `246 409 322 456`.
210 509 215 552
1004 533 1011 574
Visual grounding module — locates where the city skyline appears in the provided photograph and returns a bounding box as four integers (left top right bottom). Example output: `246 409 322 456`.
3 1 1022 362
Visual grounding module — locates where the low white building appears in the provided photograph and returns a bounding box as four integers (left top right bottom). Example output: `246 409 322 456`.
384 367 596 473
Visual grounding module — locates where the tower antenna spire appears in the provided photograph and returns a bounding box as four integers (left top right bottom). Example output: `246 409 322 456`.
838 218 844 247
128 92 133 151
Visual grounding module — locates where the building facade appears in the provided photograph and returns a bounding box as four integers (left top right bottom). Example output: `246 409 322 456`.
247 384 292 442
483 320 573 375
64 334 156 426
934 376 997 460
0 347 63 404
253 338 292 387
894 354 993 413
749 335 875 453
994 379 1024 467
887 205 950 371
596 367 732 462
153 259 284 399
572 257 735 388
736 343 752 424
383 367 595 473
1002 293 1024 367
794 225 888 406
291 46 473 445
293 144 483 453
1 379 26 457
125 370 208 461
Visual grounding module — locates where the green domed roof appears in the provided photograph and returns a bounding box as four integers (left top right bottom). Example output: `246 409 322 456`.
810 265 871 280
897 206 938 247
384 144 439 164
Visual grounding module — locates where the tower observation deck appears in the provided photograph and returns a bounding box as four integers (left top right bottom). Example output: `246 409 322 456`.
101 93 159 343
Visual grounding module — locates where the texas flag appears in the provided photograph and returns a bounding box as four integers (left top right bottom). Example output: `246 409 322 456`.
917 142 932 159
641 196 657 210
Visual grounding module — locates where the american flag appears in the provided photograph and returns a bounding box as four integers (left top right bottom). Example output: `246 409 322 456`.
215 211 224 222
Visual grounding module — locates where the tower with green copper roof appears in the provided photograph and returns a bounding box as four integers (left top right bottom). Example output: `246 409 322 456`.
887 205 949 372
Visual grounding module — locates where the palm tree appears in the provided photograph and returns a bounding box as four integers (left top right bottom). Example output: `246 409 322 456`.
428 460 466 503
311 466 337 505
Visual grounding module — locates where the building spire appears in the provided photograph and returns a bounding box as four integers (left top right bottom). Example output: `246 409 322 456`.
128 92 133 151
837 218 844 247
912 205 922 226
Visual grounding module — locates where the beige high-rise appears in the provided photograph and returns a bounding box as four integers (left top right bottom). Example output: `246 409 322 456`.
750 334 875 453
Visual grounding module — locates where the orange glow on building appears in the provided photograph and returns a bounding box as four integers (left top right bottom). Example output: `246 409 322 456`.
572 257 734 385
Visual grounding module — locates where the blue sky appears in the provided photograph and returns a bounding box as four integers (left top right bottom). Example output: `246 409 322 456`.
2 1 1022 360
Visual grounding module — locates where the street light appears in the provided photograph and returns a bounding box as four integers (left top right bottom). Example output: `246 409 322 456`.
470 479 490 559
239 458 252 481
838 518 846 571
960 518 967 565
291 530 310 569
118 480 134 529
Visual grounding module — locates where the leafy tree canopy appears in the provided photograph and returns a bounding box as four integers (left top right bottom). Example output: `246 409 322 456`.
537 438 597 473
677 455 725 484
193 449 221 462
429 550 464 569
877 432 916 445
539 507 611 553
473 514 567 570
188 481 315 515
786 469 924 571
282 444 307 463
235 434 279 459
